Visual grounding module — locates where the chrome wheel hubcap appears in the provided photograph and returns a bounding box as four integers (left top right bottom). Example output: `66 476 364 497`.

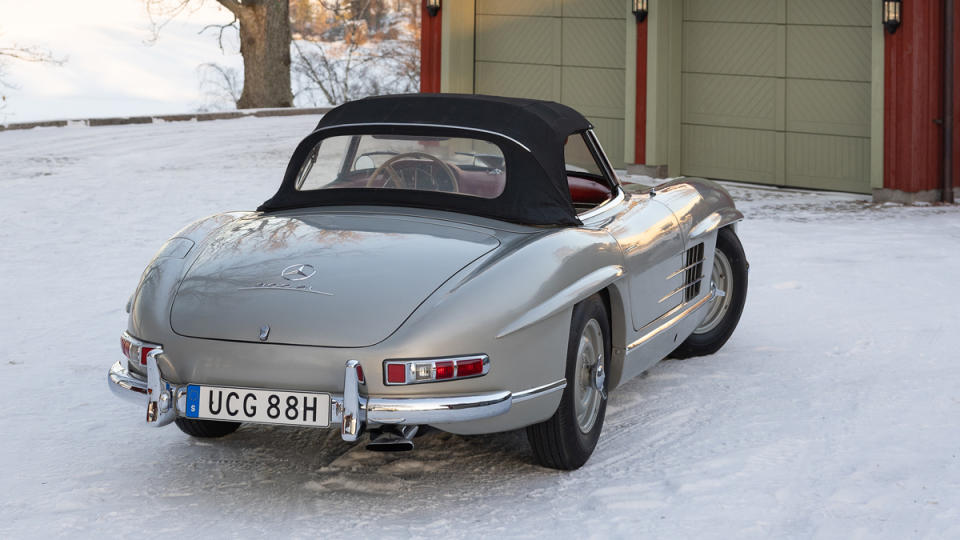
574 318 605 433
694 249 734 334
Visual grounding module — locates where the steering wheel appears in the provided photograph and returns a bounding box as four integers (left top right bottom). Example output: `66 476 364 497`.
365 152 459 192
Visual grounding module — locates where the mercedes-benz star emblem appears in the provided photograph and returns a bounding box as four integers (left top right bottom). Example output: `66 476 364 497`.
281 264 316 281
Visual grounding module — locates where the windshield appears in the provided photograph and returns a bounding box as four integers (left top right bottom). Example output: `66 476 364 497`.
295 134 508 199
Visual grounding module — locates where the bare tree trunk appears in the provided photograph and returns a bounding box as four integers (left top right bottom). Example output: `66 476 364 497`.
220 0 294 109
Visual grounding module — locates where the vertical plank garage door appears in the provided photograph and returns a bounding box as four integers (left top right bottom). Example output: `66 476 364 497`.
474 0 627 165
680 0 872 193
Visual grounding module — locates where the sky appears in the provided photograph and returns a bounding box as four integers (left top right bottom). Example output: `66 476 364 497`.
0 0 243 122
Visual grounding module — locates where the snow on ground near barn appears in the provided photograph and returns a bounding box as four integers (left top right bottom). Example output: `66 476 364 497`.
1 116 958 538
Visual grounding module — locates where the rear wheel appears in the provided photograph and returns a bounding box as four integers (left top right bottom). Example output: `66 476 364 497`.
527 294 610 470
671 227 748 359
174 417 241 438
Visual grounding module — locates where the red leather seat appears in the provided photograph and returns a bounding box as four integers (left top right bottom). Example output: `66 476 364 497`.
568 175 611 204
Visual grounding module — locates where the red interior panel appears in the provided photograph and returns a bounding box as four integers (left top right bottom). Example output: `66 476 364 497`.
567 175 611 204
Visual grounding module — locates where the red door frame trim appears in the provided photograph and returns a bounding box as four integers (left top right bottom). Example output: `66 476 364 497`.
635 20 648 164
420 0 442 93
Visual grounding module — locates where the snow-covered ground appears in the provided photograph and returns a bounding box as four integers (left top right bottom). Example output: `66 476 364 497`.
1 117 958 538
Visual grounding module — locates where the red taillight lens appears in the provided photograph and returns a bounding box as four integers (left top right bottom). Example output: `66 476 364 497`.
456 358 484 377
120 336 131 358
435 361 454 379
139 347 155 365
356 365 365 384
387 363 407 384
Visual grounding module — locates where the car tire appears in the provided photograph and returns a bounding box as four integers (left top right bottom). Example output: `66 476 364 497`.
174 417 241 438
671 227 748 359
526 294 610 470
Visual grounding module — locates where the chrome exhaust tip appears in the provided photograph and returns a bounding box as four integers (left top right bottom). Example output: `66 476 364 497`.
365 425 419 452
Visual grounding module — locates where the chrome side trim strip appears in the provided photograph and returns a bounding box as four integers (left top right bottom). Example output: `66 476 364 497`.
313 123 533 152
512 379 567 403
658 276 704 304
667 260 705 281
496 265 625 339
627 291 715 351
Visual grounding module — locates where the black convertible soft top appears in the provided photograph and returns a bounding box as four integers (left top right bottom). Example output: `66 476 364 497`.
260 94 594 226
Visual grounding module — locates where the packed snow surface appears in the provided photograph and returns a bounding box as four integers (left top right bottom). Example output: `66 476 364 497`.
1 117 958 538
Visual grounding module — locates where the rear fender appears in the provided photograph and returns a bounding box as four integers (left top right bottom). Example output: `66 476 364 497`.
127 212 252 340
652 177 743 243
388 227 626 396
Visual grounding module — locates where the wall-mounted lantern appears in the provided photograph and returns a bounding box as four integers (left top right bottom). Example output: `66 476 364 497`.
883 0 902 34
632 0 648 23
426 0 441 18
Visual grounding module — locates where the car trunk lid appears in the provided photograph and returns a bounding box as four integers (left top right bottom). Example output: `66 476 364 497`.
169 212 500 347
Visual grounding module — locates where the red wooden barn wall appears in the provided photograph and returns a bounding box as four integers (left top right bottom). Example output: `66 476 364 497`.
884 1 944 193
885 0 959 193
954 3 959 188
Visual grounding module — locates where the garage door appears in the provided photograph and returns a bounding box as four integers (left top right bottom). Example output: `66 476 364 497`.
680 0 872 192
474 0 626 165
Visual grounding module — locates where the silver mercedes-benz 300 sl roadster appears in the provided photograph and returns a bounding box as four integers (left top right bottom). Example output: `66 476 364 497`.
108 94 747 470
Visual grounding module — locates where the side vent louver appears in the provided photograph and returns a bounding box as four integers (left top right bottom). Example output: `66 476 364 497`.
684 243 704 302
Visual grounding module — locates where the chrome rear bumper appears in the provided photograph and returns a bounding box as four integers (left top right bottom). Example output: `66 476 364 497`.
107 354 514 441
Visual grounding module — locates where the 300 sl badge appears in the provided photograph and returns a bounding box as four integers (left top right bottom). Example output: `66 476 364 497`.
238 282 333 295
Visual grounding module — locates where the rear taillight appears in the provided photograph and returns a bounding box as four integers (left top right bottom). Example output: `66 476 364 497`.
386 363 406 384
137 347 155 365
455 357 485 377
120 332 160 366
383 355 490 385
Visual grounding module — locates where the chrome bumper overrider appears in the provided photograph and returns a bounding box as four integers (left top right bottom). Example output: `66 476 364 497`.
107 353 523 441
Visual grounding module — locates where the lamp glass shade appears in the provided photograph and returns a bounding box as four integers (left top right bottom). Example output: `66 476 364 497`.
632 0 648 22
882 0 901 34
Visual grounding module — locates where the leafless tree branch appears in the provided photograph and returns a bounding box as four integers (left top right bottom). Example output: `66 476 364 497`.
143 0 194 44
197 62 242 110
199 13 239 53
0 46 65 65
0 39 66 95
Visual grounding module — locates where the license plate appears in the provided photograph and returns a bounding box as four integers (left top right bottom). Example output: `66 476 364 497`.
185 385 330 427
